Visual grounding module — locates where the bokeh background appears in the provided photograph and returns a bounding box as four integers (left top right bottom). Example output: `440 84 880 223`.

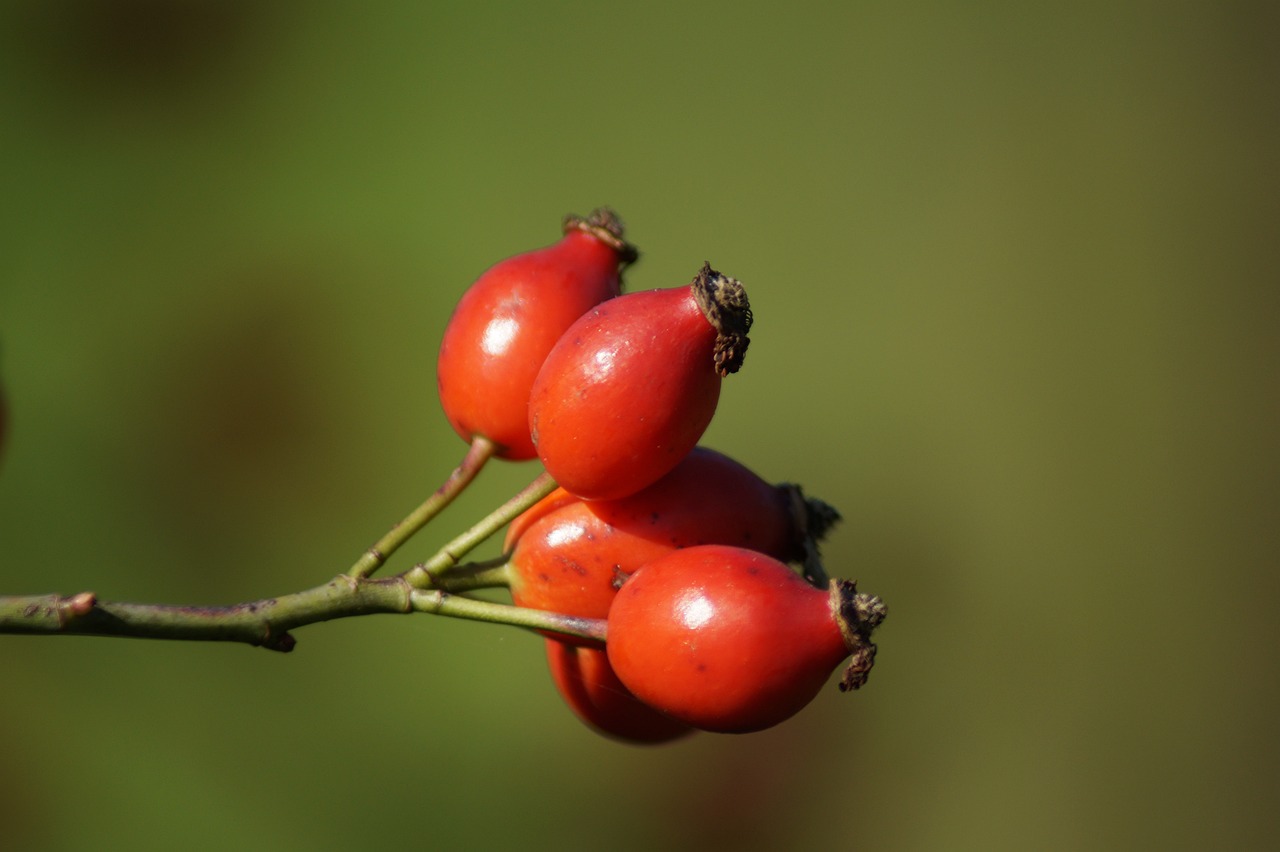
2 2 1277 850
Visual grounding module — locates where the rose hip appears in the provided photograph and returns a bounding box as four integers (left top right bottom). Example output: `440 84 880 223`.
528 262 751 499
606 545 885 734
544 639 691 744
437 209 636 460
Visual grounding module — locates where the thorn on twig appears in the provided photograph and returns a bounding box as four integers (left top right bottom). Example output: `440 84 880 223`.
263 632 297 653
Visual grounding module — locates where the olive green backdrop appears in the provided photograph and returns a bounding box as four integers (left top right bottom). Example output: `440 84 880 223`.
2 2 1276 850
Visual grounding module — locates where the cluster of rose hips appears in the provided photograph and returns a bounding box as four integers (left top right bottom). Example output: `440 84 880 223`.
436 209 886 742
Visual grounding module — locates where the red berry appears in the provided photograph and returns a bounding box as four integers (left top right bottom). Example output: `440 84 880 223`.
544 639 691 744
528 262 752 499
436 209 637 460
606 545 885 734
503 448 832 643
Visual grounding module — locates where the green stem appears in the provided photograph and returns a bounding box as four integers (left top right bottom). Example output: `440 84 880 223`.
348 435 496 580
0 465 565 652
432 560 513 593
0 565 598 650
403 472 555 587
0 577 415 652
411 590 606 642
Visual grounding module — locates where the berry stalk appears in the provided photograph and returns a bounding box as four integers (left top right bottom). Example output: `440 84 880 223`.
348 435 496 580
411 590 606 642
402 471 557 587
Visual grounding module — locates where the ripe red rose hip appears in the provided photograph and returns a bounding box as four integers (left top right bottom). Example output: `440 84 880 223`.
528 262 752 500
504 447 837 643
606 545 886 734
436 209 637 460
545 639 691 744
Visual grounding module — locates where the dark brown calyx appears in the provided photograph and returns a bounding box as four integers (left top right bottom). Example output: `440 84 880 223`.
828 579 887 692
563 207 640 267
783 484 842 587
690 261 752 376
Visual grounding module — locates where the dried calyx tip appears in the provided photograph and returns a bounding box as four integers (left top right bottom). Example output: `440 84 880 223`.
852 592 887 630
831 579 886 635
840 644 877 692
783 484 842 587
829 579 887 692
804 494 843 542
691 261 752 376
563 207 639 266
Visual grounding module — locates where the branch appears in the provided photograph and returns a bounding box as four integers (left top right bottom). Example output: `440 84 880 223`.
0 573 605 652
0 577 412 651
0 469 576 651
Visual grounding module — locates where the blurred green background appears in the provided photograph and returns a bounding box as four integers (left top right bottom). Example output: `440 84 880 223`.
2 2 1277 849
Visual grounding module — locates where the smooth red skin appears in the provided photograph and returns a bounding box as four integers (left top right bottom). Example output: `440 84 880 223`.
436 230 623 460
503 483 579 547
528 285 720 499
504 448 803 644
545 639 691 744
606 546 850 734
